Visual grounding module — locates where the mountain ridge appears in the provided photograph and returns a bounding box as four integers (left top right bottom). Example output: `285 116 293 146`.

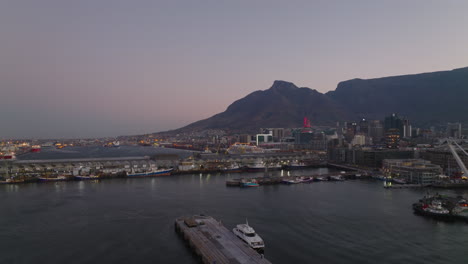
167 66 468 134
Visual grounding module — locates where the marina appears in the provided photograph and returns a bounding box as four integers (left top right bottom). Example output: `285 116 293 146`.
175 215 271 264
1 168 468 264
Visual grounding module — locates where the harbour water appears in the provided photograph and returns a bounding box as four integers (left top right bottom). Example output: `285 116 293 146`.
1 167 468 264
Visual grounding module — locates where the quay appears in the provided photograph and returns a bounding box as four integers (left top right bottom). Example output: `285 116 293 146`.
175 215 271 264
226 172 359 186
383 184 429 189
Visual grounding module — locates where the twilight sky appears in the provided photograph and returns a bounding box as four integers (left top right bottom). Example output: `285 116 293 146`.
1 0 467 139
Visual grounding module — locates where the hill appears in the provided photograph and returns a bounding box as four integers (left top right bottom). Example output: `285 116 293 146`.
170 66 468 133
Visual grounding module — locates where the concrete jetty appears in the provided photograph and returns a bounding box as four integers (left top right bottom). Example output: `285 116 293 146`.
175 215 271 264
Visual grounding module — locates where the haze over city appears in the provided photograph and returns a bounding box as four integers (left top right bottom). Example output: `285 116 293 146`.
1 0 468 138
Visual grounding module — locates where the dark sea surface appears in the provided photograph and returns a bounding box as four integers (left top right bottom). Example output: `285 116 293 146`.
2 148 468 264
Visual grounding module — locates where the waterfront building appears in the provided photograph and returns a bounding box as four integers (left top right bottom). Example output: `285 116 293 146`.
382 159 442 184
385 128 400 149
256 133 273 145
262 128 285 142
327 146 414 168
351 134 366 146
420 148 468 176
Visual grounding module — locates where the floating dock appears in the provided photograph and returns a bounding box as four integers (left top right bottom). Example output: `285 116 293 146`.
175 215 271 264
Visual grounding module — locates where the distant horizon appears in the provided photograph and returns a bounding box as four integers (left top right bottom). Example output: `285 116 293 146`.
2 1 467 138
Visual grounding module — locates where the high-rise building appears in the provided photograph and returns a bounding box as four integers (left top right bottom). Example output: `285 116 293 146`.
385 128 400 149
384 113 403 132
359 119 369 134
446 123 462 138
368 120 384 143
402 118 412 138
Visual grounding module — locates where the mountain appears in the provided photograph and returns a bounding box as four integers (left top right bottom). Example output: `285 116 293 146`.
326 67 468 125
172 66 468 133
179 81 354 133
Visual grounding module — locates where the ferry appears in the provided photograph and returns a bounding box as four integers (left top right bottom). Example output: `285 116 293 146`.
127 168 173 177
232 220 265 252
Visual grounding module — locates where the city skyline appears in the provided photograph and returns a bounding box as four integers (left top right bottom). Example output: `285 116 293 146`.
1 0 468 138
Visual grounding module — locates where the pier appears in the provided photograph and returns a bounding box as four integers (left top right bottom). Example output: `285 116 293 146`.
175 215 271 264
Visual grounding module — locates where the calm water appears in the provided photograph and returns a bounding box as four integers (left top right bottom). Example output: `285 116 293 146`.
1 169 468 264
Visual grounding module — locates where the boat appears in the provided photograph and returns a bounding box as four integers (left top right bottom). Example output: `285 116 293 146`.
281 178 302 184
74 175 100 180
127 168 173 177
221 163 243 173
329 175 345 181
37 175 67 182
315 176 328 182
412 195 452 220
240 179 259 187
246 160 266 172
30 145 41 153
393 178 407 184
232 220 265 252
283 161 308 170
0 152 16 160
300 177 314 183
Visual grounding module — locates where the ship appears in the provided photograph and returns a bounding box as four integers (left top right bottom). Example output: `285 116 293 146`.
30 145 41 153
127 168 173 177
0 152 16 160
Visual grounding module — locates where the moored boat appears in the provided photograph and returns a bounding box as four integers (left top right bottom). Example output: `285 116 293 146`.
315 176 328 182
232 220 265 252
74 175 100 180
329 175 345 181
300 177 314 183
281 178 302 184
37 175 67 182
127 168 173 177
221 163 243 173
240 179 259 187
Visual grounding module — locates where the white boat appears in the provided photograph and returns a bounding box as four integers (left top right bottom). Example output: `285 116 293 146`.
329 175 344 181
232 220 265 251
127 168 173 177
